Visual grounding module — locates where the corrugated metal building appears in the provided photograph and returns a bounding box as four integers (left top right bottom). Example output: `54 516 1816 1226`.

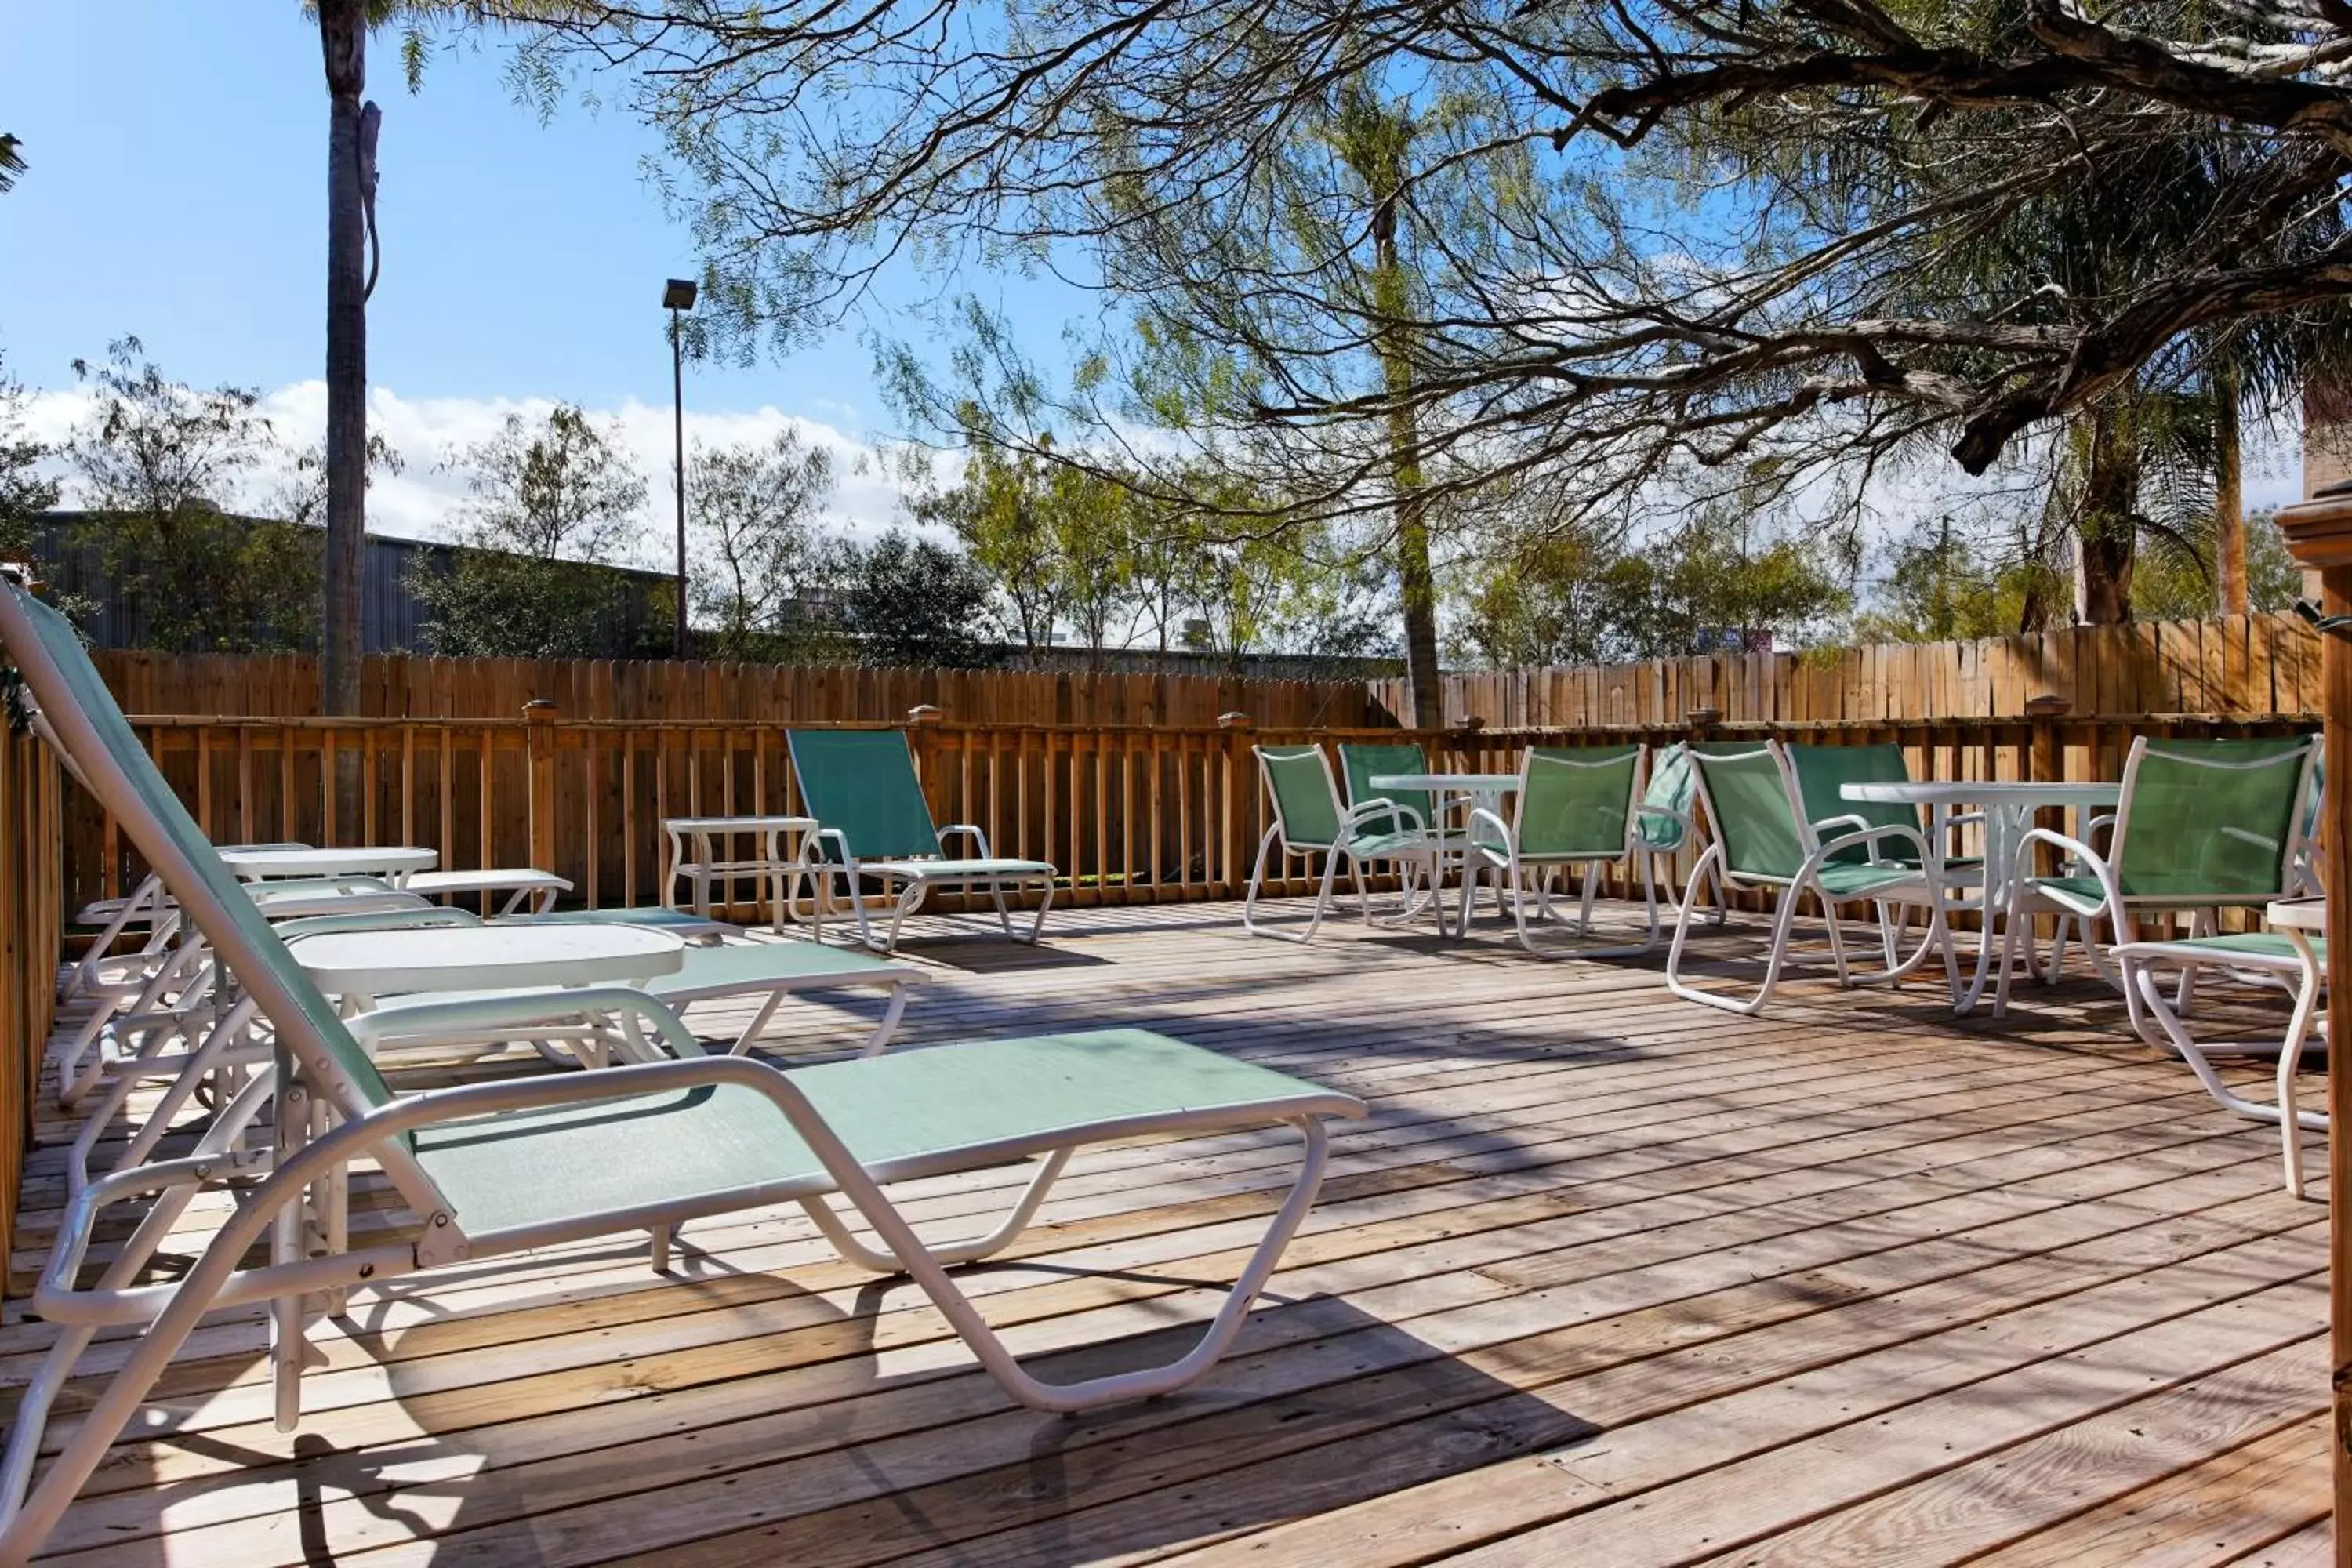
30 513 670 654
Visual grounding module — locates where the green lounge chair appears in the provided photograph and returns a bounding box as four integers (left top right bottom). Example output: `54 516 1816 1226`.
66 902 924 1198
1999 735 2318 1014
1462 745 1660 956
787 728 1057 951
1666 741 1955 1014
2113 927 2326 1196
0 572 1366 1563
1244 744 1446 941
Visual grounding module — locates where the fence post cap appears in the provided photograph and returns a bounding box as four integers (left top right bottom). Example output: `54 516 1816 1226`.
522 698 557 721
1452 714 1486 731
2023 694 2071 717
906 703 943 726
1684 706 1722 728
1217 711 1253 730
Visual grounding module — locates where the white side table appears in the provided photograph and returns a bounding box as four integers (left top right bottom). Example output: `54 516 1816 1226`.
662 815 816 933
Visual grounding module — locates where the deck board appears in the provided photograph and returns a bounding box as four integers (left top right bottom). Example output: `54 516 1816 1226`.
3 898 2330 1566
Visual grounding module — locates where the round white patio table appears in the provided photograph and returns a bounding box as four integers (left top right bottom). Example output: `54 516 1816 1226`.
220 845 438 883
1842 779 2119 1015
290 923 684 1007
1368 771 1522 931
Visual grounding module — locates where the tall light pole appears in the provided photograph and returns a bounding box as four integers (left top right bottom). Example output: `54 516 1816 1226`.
662 278 698 659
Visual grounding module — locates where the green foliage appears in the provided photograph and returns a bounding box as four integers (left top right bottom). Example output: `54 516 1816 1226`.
687 427 836 660
65 339 321 652
832 530 1000 668
2132 510 2303 622
410 403 648 657
1460 497 1853 665
1851 519 2058 643
0 352 57 562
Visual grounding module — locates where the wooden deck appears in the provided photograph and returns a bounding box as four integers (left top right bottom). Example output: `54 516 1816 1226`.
3 897 2333 1566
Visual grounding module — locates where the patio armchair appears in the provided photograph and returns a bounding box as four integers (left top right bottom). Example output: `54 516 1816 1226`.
0 572 1367 1564
786 728 1058 951
1666 741 1956 1014
1338 741 1447 922
1460 745 1661 957
1635 742 1726 928
1998 735 2318 1014
1243 744 1446 941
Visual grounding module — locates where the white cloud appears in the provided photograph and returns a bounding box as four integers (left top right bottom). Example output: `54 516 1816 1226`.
24 381 924 562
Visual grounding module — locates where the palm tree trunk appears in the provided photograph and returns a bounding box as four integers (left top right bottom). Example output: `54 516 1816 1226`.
2076 403 2138 626
320 1 366 725
2215 370 2247 615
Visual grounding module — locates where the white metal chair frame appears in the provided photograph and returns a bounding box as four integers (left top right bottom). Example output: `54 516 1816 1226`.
1461 746 1664 958
1998 737 2318 1015
1242 746 1446 942
2113 934 2325 1196
1665 742 1955 1015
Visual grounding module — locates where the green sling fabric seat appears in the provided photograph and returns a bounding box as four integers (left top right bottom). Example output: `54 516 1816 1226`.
1243 745 1446 941
414 1029 1350 1236
1338 742 1435 840
2002 735 2318 1017
1462 746 1664 957
786 728 1056 951
1667 741 1954 1014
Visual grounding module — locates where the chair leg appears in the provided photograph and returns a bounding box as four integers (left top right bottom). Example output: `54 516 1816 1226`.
1668 847 1789 1014
811 1123 1327 1412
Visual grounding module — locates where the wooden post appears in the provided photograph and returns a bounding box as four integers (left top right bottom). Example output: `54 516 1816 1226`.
2271 489 2352 1567
523 699 557 876
1218 711 1253 898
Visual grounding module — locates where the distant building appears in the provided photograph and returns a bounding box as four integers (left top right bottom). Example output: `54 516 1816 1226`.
31 512 671 655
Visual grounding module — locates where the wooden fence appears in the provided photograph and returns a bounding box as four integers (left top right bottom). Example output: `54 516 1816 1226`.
60 704 2319 928
1383 613 2327 728
92 650 1385 730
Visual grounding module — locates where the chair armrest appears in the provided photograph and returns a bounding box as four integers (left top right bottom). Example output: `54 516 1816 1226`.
800 826 856 868
1341 799 1426 836
2012 826 2126 913
1809 812 1871 837
346 985 707 1060
1807 822 1935 874
1464 805 1512 850
277 907 485 942
936 823 994 858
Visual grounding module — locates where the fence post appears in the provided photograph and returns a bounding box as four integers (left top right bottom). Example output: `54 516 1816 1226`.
906 704 944 818
1219 711 1253 898
524 699 557 876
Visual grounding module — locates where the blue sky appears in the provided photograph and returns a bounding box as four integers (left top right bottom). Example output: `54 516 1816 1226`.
0 1 1091 542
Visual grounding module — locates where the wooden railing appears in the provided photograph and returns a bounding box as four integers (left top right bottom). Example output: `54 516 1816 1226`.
0 716 63 1276
64 703 2320 927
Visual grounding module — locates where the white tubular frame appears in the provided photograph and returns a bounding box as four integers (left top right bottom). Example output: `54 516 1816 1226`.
800 822 1054 953
1664 743 1954 1016
0 1028 1348 1564
1996 736 2318 1017
2114 938 2327 1196
1461 746 1660 959
1241 746 1441 942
